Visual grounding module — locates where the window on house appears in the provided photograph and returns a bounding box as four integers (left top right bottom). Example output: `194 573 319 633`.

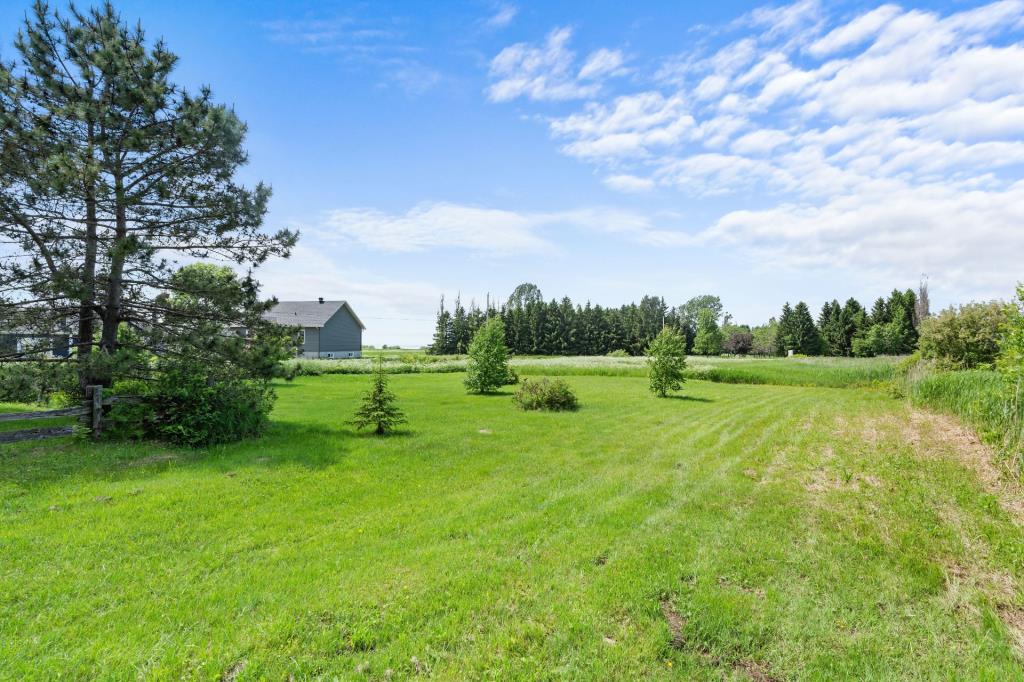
297 329 306 345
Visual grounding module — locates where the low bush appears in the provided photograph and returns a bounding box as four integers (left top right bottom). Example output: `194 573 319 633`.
106 365 275 447
606 349 629 358
513 378 578 411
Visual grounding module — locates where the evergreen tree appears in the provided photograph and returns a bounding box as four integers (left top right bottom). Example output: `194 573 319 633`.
351 357 407 435
465 317 515 393
841 298 867 355
451 295 469 354
776 303 796 355
791 302 822 355
0 3 296 390
429 296 454 354
818 300 845 356
870 297 889 325
692 308 724 355
646 327 687 397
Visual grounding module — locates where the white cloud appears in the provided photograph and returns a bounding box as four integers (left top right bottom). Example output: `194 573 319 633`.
807 4 901 56
314 201 685 254
485 4 518 29
487 27 626 102
578 48 628 80
488 0 1024 297
603 174 655 192
318 202 552 254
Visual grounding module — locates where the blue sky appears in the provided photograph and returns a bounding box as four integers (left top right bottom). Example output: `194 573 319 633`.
3 0 1022 346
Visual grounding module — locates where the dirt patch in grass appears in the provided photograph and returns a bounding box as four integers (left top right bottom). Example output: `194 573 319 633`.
735 659 780 682
220 659 246 681
908 410 1024 523
659 597 778 680
660 598 686 649
998 606 1024 656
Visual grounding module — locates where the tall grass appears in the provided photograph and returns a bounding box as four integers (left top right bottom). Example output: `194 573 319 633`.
283 354 900 388
906 367 1023 473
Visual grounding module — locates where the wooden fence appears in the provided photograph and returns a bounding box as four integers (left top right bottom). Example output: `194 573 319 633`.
0 386 133 444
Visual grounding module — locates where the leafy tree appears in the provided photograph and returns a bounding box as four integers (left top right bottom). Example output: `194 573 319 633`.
352 358 407 435
919 301 1008 368
723 330 754 355
751 319 778 355
0 3 296 392
465 317 514 393
692 308 724 355
508 282 543 309
675 295 722 352
646 326 687 397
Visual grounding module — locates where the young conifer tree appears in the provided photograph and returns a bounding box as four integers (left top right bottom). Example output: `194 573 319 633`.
352 357 407 435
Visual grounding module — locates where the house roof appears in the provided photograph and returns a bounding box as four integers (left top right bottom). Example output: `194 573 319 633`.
263 300 365 330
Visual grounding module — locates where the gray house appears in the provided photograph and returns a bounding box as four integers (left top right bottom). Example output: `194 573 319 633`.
264 299 364 359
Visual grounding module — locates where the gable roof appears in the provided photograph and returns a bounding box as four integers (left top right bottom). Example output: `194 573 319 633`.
263 300 365 329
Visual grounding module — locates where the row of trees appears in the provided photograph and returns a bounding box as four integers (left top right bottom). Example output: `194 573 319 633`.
429 283 928 358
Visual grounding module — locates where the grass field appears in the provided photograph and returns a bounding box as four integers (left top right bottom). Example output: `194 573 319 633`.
2 371 1023 679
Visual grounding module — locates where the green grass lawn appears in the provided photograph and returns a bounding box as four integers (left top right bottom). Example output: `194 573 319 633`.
2 373 1023 679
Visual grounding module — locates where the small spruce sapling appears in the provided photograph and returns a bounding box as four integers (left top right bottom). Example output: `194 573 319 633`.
352 358 407 435
646 327 687 397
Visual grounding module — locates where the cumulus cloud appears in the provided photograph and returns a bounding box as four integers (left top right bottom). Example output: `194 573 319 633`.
490 0 1024 295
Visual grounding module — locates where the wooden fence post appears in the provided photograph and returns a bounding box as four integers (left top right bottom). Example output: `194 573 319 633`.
90 385 103 438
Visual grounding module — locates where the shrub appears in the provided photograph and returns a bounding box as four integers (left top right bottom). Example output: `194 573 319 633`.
351 359 407 435
0 361 76 404
606 349 629 358
919 301 1008 368
465 318 515 393
513 378 578 411
646 327 687 397
106 365 275 447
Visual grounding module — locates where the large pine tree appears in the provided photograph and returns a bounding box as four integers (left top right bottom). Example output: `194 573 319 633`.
0 2 296 390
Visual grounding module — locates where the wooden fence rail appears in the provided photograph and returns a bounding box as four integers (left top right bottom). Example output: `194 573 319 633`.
0 385 136 444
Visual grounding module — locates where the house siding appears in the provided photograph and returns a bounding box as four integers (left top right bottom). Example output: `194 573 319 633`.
295 306 362 359
299 327 320 358
317 306 362 358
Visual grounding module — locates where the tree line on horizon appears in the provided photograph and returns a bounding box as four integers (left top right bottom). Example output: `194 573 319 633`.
428 282 929 358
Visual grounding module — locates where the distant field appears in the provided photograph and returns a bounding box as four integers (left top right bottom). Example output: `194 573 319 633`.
2 371 1023 679
286 354 901 388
